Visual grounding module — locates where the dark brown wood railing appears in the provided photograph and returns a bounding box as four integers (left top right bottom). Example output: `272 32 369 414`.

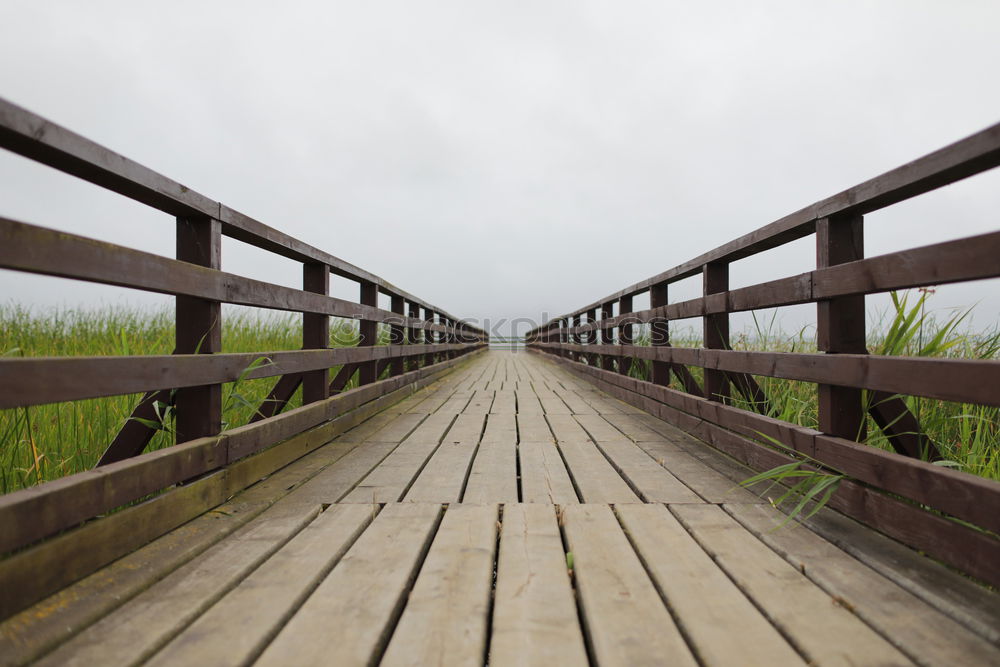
526 121 1000 586
0 98 486 615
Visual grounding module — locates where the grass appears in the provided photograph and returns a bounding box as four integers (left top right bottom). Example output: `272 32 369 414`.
1 291 997 494
0 305 370 494
622 290 1000 483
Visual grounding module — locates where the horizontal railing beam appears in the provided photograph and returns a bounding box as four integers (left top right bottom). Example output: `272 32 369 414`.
533 342 1000 408
528 120 1000 333
0 97 479 331
547 229 1000 334
0 217 482 336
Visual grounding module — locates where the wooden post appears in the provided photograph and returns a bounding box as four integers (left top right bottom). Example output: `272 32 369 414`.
817 214 867 441
175 216 222 442
302 263 330 404
703 262 730 401
586 307 598 365
407 301 419 371
390 294 405 377
650 282 670 386
619 296 633 377
572 313 582 361
424 308 435 367
601 301 615 371
358 281 378 385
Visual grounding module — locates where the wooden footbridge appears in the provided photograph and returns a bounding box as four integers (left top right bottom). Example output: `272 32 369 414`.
1 99 999 666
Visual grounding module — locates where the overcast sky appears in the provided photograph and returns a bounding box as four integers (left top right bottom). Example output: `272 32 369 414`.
1 1 998 339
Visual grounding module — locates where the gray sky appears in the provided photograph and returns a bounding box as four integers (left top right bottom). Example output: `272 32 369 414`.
1 1 999 338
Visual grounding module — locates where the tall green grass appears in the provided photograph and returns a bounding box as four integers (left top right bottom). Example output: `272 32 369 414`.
624 291 1000 482
0 305 366 493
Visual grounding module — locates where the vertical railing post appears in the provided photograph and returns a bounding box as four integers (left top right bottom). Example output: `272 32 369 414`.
618 295 633 377
601 301 614 371
302 263 330 404
175 215 222 442
703 262 730 401
650 282 670 386
424 308 436 367
586 307 598 365
390 294 405 377
817 214 867 441
407 301 419 371
570 313 583 361
358 281 378 385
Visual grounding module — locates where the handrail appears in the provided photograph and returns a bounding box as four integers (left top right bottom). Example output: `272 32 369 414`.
525 121 1000 587
0 97 479 328
0 99 488 569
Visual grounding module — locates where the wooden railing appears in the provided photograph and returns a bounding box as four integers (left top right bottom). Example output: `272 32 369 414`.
526 121 1000 586
0 98 486 616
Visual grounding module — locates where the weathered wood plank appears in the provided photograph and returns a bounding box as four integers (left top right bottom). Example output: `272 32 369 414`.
147 504 375 667
0 442 354 665
404 415 485 502
463 438 518 504
490 504 588 667
562 504 697 666
519 441 578 504
617 504 803 666
380 504 498 666
671 504 912 665
340 412 457 503
255 503 441 667
36 502 322 666
725 503 1000 665
517 413 553 441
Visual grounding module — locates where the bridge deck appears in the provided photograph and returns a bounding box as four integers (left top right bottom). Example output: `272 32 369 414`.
6 352 999 666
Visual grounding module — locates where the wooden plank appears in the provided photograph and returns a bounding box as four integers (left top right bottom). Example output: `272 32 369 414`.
798 505 1000 645
0 441 353 665
36 502 322 666
556 440 639 503
562 504 697 667
254 503 441 667
598 413 765 503
360 412 427 443
481 413 517 443
380 504 498 666
671 504 911 665
519 442 578 504
340 412 457 503
547 415 638 503
463 390 495 414
517 413 553 441
724 503 1000 666
572 414 700 503
489 504 588 667
543 351 1000 536
515 390 544 414
539 396 571 414
147 504 375 667
0 350 475 560
617 504 803 665
490 390 517 414
404 414 485 502
463 440 518 504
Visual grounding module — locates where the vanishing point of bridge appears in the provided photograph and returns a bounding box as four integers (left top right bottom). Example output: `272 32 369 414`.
0 99 998 665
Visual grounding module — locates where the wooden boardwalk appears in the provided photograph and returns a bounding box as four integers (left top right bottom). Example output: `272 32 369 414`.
4 351 997 667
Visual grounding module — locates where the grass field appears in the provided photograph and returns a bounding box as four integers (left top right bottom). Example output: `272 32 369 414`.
625 291 1000 482
0 305 365 494
1 291 997 494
